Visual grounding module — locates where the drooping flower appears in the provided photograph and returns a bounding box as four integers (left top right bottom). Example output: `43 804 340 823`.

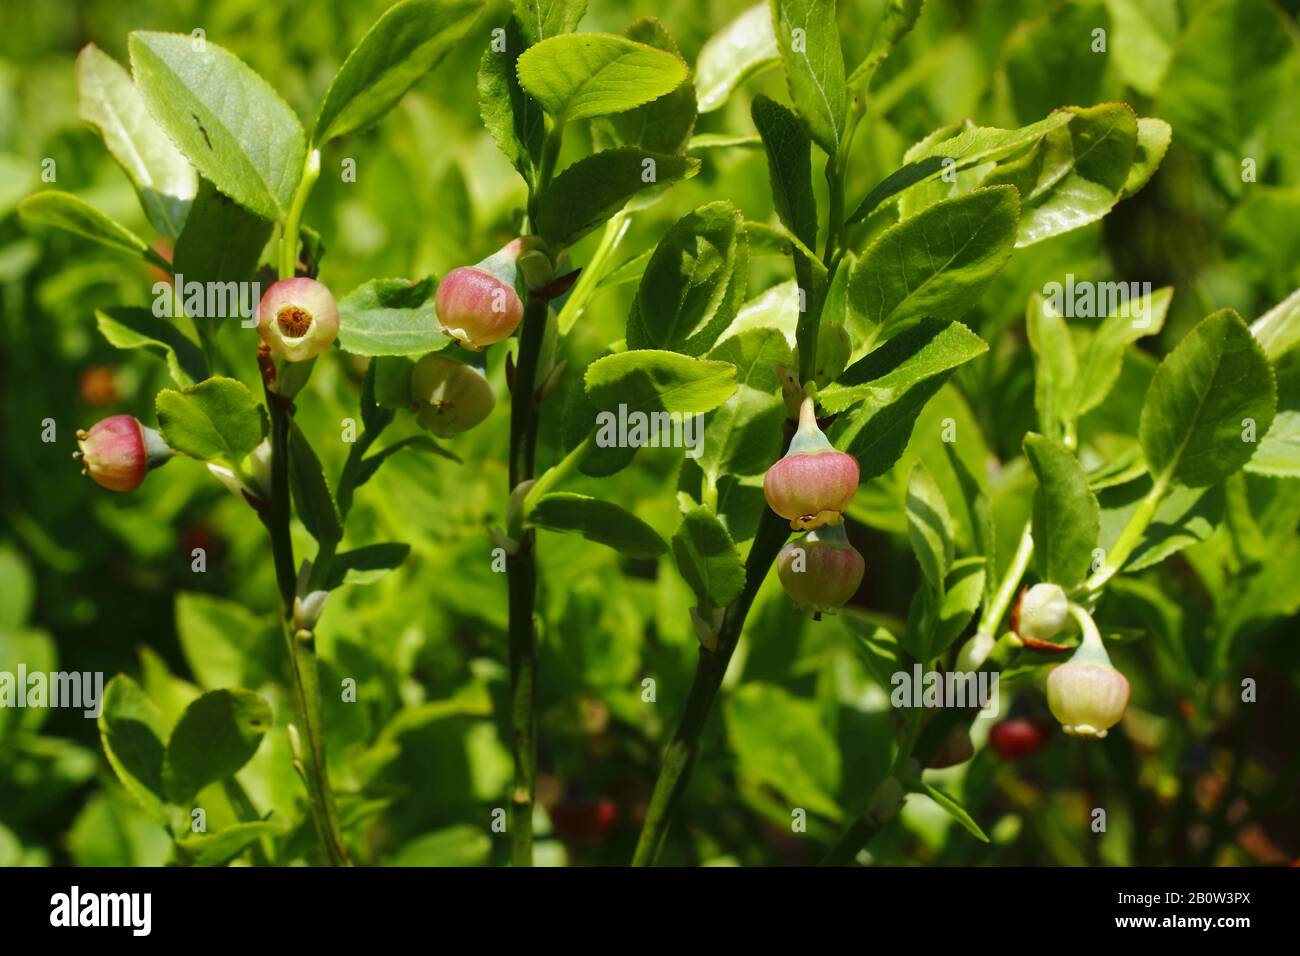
776 522 865 614
257 277 339 362
410 353 495 437
1046 607 1130 739
75 414 171 492
436 238 552 350
763 397 859 530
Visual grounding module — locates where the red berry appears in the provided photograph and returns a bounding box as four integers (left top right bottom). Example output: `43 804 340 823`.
989 718 1048 759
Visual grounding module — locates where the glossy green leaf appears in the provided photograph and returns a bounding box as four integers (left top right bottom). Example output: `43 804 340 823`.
770 0 846 156
751 94 817 251
1098 477 1222 572
163 689 272 803
516 33 688 123
479 18 545 181
1122 117 1171 198
627 201 747 355
155 376 268 462
1024 432 1100 587
337 277 448 356
695 2 779 113
76 43 196 236
530 493 667 557
98 675 169 825
535 148 698 248
175 592 278 691
821 320 987 415
1016 104 1138 247
672 506 745 606
512 0 587 45
18 192 161 264
1139 310 1277 487
845 155 948 226
585 349 737 415
129 31 306 222
313 0 484 145
171 180 274 298
609 19 697 155
847 187 1019 336
1246 353 1300 478
1250 288 1300 362
1025 293 1077 443
95 307 206 387
327 543 412 588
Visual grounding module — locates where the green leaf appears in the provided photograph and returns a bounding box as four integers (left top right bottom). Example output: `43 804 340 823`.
672 506 745 606
585 349 737 415
354 434 460 487
313 0 484 145
933 558 987 657
163 689 272 803
17 192 161 264
155 376 268 462
1024 432 1100 587
129 31 306 222
288 421 343 545
478 17 544 181
609 19 697 155
1025 293 1077 443
326 543 412 588
1250 288 1300 363
516 33 688 123
821 320 987 415
76 43 196 236
1002 2 1110 125
175 592 277 691
1016 103 1138 247
906 460 954 593
846 156 949 226
512 0 587 45
336 277 449 356
98 675 169 825
917 780 989 843
847 0 923 86
751 94 817 251
176 821 283 867
725 683 842 820
1105 0 1178 96
389 825 492 866
1122 117 1171 198
847 187 1019 336
171 179 275 296
530 493 667 557
943 443 994 595
695 2 779 113
1139 310 1277 487
535 148 699 248
1156 0 1293 157
1246 353 1300 478
95 306 207 387
1071 286 1171 417
627 201 748 355
770 0 847 156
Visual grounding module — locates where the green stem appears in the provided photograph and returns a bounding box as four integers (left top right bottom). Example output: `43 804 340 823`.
631 507 791 865
505 293 550 866
1079 471 1169 596
264 396 349 866
280 149 321 279
979 520 1034 636
554 211 630 335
